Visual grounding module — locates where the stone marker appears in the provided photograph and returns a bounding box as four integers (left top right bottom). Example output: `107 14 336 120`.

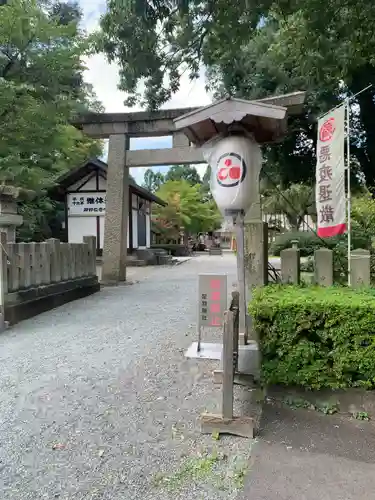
281 247 300 284
314 248 333 286
351 249 370 288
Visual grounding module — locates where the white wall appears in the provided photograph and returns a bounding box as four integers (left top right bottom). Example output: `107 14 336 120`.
99 216 129 250
99 216 105 250
68 216 96 243
68 174 98 191
132 209 138 249
146 213 151 248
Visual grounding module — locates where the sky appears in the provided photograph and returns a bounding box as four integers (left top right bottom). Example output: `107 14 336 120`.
79 0 211 185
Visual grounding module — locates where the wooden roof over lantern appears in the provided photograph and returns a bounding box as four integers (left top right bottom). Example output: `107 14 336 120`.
173 91 306 146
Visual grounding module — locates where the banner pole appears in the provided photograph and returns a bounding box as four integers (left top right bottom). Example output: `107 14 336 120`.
346 98 352 286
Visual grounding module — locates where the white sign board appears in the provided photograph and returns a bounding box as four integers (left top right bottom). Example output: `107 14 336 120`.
67 192 106 216
198 274 227 328
316 105 346 238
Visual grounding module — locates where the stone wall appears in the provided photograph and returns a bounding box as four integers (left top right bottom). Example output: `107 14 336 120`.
0 234 99 326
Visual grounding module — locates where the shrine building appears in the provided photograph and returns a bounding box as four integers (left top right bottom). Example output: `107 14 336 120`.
50 158 166 255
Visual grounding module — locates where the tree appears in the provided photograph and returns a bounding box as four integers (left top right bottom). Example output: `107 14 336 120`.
142 168 165 192
164 164 201 184
153 179 222 240
97 0 375 187
0 0 102 191
262 183 316 231
202 165 211 189
0 0 103 240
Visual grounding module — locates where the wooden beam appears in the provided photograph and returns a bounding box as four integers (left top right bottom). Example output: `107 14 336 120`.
200 413 255 439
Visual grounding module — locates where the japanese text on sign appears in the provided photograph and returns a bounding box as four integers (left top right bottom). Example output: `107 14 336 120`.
67 192 106 216
198 274 227 328
315 105 346 238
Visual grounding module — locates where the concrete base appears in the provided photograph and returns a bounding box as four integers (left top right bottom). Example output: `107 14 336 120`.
185 341 260 379
185 342 222 360
5 276 100 325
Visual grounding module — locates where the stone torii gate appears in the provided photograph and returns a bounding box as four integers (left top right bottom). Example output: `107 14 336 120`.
73 91 305 285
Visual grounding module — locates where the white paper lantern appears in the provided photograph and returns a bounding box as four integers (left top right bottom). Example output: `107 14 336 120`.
201 135 262 214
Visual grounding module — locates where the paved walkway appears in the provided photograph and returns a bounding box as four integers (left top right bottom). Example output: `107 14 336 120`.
240 403 375 500
0 254 255 500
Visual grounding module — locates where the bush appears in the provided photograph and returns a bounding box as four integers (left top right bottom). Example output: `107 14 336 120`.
270 230 370 257
249 286 375 389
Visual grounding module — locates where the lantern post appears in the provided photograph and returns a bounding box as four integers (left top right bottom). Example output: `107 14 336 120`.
175 93 306 373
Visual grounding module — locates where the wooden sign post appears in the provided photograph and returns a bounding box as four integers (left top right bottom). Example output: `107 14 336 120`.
200 309 255 438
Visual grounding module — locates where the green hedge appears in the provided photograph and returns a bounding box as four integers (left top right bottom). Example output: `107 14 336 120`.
270 230 370 257
249 286 375 389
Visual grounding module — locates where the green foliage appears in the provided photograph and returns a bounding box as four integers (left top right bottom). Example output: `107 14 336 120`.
282 396 339 415
0 0 102 239
142 168 165 193
97 0 375 186
271 231 330 257
165 164 201 185
262 183 315 231
153 179 222 238
271 229 370 257
351 193 375 245
154 452 220 491
353 411 370 421
0 0 102 189
250 286 375 390
143 165 202 193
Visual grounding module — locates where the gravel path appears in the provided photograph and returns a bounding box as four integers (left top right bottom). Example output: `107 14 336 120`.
0 254 256 500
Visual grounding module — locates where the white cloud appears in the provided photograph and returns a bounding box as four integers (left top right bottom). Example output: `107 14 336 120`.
79 1 209 185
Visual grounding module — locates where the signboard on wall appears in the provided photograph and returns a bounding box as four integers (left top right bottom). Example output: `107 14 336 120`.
198 274 227 328
67 192 106 216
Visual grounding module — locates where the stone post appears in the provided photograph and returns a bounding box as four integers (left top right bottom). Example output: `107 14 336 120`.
40 242 51 285
101 134 129 284
47 238 61 283
83 236 97 276
281 248 300 284
351 249 370 288
18 243 32 289
0 231 8 329
244 200 268 343
314 248 333 286
0 194 23 242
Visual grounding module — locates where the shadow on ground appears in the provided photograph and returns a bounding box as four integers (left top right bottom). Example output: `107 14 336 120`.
238 404 375 499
